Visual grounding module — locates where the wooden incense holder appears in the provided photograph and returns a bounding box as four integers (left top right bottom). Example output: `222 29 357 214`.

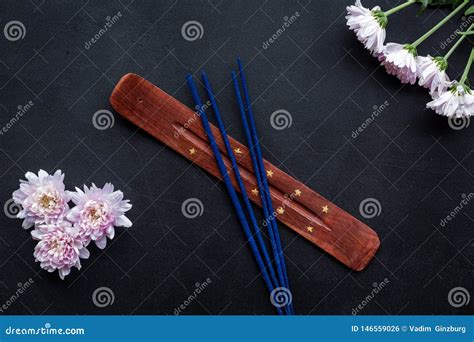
110 73 380 271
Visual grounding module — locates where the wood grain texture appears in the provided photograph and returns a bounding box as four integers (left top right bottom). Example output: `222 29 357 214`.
110 73 380 271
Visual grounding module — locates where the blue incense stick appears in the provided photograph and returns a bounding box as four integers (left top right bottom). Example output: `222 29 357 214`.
186 74 283 315
201 71 290 315
231 72 288 308
234 59 294 314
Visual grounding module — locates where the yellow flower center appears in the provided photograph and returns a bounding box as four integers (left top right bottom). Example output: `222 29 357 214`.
39 193 59 209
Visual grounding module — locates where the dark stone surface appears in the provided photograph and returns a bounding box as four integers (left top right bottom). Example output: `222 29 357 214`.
0 0 472 315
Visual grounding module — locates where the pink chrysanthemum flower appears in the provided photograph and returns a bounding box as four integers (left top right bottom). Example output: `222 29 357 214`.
378 43 418 84
12 170 70 229
67 183 132 249
31 221 89 280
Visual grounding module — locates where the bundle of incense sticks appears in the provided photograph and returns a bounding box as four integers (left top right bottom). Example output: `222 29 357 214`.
186 59 294 315
111 61 380 315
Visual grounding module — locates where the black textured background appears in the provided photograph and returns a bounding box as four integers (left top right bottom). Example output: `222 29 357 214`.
0 0 473 315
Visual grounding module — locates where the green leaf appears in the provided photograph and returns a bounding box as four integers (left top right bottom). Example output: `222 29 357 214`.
465 4 474 15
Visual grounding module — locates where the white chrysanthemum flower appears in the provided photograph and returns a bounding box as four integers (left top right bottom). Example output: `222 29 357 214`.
67 183 132 249
417 55 450 95
31 221 89 280
12 170 70 229
346 0 387 55
378 43 417 84
427 83 474 118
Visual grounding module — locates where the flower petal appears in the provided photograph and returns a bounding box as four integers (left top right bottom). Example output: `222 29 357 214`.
95 236 107 249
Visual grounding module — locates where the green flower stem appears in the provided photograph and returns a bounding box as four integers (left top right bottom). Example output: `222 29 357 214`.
460 48 474 85
444 23 474 60
412 0 469 48
385 0 415 16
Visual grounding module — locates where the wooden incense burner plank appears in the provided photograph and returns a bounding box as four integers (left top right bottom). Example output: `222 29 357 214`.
110 73 380 271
